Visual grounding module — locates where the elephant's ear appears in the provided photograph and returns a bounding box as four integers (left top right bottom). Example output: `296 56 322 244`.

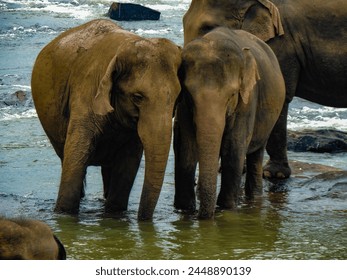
93 55 118 115
240 48 260 105
244 0 284 42
53 235 67 260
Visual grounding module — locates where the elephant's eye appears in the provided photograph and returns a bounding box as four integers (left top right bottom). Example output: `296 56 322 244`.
199 23 217 35
131 93 144 105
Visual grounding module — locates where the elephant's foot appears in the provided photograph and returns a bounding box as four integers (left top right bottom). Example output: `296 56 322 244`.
263 159 291 179
245 186 263 200
216 195 238 210
174 197 196 214
54 192 81 214
54 203 79 215
104 201 128 213
198 208 215 219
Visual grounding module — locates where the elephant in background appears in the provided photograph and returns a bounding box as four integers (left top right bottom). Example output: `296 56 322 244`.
174 27 285 218
31 19 181 220
183 0 347 179
0 217 66 260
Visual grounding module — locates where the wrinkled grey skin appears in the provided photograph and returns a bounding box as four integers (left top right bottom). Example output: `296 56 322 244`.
175 27 285 218
32 20 181 220
0 218 66 260
183 0 347 179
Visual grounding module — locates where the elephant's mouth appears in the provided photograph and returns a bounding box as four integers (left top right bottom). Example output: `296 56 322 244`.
130 116 139 129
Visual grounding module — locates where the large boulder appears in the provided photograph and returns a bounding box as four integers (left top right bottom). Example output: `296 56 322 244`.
287 129 347 153
108 2 160 21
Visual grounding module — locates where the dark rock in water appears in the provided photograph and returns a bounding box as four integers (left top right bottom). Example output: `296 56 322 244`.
327 182 347 199
12 90 27 102
108 2 160 21
0 90 28 107
287 129 347 153
265 168 347 200
301 171 347 199
264 160 343 193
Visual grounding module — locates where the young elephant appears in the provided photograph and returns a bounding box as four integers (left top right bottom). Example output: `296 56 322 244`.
174 27 285 218
0 218 66 260
31 19 181 220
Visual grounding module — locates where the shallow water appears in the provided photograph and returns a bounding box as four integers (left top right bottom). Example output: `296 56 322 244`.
1 114 346 260
0 0 346 260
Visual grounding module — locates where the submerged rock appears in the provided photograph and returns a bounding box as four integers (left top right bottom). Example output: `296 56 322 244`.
0 90 28 107
301 171 347 199
287 129 347 153
264 160 344 193
108 2 161 21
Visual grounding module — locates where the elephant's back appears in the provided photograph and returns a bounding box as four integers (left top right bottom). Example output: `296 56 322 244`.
32 19 136 90
32 19 134 81
31 19 138 152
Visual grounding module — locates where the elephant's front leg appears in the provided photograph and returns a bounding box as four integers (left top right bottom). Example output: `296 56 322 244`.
103 137 143 213
264 102 291 179
245 148 265 199
55 123 94 214
217 135 247 209
173 102 198 212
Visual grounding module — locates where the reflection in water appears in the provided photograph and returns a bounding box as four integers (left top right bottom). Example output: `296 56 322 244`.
49 190 291 260
0 117 346 260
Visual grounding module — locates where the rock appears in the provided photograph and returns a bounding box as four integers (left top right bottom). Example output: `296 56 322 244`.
265 164 347 197
264 160 343 193
301 171 347 199
287 129 347 153
289 160 342 175
0 90 28 107
12 90 27 102
108 2 160 21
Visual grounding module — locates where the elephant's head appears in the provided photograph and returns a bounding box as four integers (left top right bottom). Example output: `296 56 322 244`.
183 0 284 45
180 29 259 218
0 218 66 260
93 38 181 220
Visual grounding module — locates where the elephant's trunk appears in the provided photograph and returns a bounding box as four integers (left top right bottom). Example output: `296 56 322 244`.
195 104 225 219
137 109 173 220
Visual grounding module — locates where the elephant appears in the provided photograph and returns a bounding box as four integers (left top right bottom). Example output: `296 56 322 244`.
174 27 285 218
0 217 66 260
183 0 347 179
31 19 181 220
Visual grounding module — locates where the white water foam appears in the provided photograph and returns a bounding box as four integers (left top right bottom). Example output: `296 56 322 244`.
0 108 37 121
288 106 347 131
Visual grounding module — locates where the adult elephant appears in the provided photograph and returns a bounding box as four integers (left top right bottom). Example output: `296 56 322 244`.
31 19 181 220
183 0 347 179
0 218 66 260
175 27 285 218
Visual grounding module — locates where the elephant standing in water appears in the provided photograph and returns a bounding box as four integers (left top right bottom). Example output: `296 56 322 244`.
0 218 66 260
31 20 181 220
183 0 347 179
174 27 285 218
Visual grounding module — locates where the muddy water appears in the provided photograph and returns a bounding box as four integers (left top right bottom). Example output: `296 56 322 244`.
1 116 346 260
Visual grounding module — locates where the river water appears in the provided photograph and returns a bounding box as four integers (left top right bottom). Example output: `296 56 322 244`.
0 0 346 260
